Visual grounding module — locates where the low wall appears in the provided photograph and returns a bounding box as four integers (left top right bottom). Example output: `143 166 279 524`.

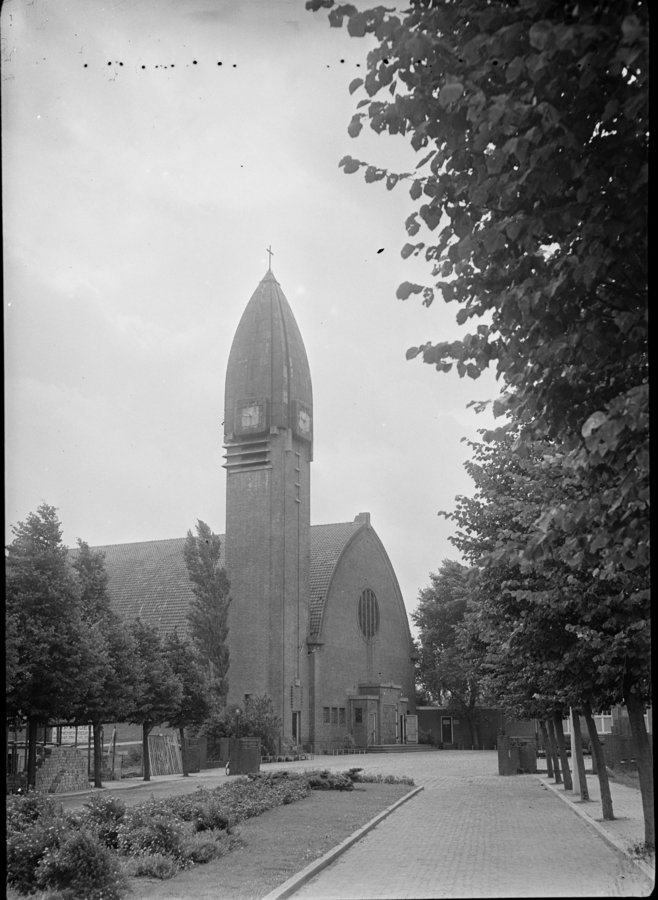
603 733 653 770
35 746 89 794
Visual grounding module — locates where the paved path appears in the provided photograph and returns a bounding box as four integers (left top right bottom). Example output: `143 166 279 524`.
279 752 653 899
53 749 654 897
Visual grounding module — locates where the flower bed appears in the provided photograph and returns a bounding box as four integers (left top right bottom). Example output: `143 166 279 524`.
6 768 413 899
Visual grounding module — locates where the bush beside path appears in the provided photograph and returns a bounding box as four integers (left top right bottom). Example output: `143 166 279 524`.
129 781 412 900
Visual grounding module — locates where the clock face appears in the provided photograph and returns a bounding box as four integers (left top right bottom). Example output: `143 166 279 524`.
241 404 260 429
234 399 267 435
293 402 312 441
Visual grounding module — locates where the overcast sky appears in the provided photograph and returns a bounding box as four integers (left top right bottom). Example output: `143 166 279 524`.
3 0 499 624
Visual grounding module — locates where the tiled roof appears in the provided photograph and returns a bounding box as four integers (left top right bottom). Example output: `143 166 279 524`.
82 537 225 637
309 521 363 638
82 523 362 640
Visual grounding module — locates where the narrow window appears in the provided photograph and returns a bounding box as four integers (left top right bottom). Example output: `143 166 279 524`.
358 589 380 639
323 707 330 724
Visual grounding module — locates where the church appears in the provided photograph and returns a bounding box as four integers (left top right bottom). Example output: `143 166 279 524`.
96 266 416 752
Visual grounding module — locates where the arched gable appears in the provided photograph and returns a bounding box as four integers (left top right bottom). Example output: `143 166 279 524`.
309 517 415 715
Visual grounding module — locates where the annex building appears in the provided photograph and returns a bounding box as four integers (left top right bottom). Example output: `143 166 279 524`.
96 266 416 752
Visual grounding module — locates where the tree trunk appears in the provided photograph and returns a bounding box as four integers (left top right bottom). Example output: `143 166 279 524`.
545 717 562 784
142 723 152 782
571 711 589 801
552 712 573 791
583 703 614 821
92 722 103 789
465 714 477 750
179 727 189 777
625 691 654 849
26 717 39 790
539 720 554 778
468 689 480 750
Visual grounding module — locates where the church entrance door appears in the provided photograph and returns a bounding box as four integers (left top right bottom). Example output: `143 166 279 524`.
382 704 397 744
441 716 453 745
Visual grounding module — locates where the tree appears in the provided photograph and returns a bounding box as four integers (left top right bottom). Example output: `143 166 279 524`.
309 0 648 625
310 0 652 839
412 560 487 748
71 541 139 788
130 620 183 782
184 520 231 704
308 1 647 525
5 504 99 789
203 695 282 758
446 428 649 834
164 631 213 777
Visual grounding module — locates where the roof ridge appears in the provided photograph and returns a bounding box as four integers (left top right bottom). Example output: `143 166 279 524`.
83 536 190 550
310 520 360 528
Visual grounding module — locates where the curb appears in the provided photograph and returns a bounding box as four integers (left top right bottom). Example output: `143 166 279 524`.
261 785 424 900
535 776 655 886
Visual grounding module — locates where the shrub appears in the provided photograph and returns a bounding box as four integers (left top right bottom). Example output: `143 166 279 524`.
116 804 188 860
162 789 231 833
203 694 281 756
179 831 237 865
7 771 319 892
123 852 180 880
304 769 354 791
6 793 62 832
79 794 126 848
7 817 70 894
35 828 128 900
351 772 415 785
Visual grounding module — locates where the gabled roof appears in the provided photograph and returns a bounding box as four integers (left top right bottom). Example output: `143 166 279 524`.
309 521 363 638
86 537 209 636
85 521 365 640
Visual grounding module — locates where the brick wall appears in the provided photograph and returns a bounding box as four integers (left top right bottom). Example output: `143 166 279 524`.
309 527 415 749
35 746 89 793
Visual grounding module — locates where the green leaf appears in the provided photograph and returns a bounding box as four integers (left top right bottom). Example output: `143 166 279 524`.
365 165 385 183
347 11 366 37
396 281 424 300
339 155 361 174
581 411 607 439
438 82 464 108
347 115 363 137
528 21 552 51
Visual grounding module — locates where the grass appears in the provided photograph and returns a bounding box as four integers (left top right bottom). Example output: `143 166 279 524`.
608 767 641 790
125 781 413 899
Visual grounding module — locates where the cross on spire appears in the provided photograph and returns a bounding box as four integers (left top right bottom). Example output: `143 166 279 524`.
266 245 274 271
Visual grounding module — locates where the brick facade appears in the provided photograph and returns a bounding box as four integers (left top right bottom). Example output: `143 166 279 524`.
34 746 89 793
308 525 416 751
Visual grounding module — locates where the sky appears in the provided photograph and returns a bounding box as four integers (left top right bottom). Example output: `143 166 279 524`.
3 0 499 625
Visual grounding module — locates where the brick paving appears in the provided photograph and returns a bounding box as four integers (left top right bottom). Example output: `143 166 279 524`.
280 751 654 899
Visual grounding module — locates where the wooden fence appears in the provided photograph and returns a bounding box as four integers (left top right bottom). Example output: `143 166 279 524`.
148 734 182 776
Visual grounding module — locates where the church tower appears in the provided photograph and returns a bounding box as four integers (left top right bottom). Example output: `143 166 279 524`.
223 266 312 747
